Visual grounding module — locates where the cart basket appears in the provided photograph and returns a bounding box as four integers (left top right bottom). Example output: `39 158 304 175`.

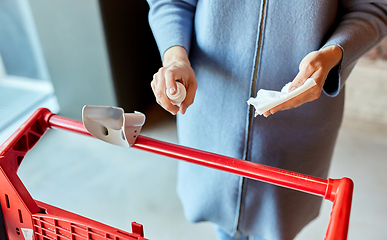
0 108 353 240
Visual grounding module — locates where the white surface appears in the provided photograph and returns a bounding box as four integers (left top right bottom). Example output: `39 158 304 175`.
82 105 146 147
21 228 33 240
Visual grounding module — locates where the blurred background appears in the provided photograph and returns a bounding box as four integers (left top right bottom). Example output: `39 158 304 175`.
0 0 386 239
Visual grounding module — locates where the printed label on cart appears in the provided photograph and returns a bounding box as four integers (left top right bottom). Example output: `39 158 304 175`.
21 228 33 240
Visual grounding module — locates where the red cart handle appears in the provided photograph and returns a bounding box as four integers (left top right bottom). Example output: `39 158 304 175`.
0 108 354 240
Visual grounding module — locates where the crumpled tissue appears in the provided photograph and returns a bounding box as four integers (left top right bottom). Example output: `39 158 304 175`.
247 78 317 116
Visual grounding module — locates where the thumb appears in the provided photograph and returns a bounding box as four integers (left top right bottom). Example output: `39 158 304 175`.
288 65 314 92
164 68 180 96
288 73 307 93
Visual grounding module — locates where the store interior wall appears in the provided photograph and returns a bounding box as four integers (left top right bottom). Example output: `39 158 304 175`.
27 0 117 120
27 0 161 120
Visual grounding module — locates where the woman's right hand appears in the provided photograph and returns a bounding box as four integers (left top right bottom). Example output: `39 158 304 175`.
151 46 197 115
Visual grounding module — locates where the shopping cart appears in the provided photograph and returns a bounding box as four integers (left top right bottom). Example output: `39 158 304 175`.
0 108 353 240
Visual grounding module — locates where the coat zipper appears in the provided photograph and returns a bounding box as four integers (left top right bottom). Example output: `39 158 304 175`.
236 0 268 234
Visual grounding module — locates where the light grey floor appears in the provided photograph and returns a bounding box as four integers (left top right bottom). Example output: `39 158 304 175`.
295 119 387 240
0 104 383 240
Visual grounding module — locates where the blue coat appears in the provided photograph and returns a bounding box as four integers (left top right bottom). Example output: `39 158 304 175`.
147 1 387 239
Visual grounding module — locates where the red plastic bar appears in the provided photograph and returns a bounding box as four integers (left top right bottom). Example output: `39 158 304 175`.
324 178 354 240
48 114 92 137
47 113 328 196
133 136 329 197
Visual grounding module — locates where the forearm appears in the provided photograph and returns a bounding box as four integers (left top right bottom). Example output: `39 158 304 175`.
321 3 387 96
147 0 197 60
324 3 387 68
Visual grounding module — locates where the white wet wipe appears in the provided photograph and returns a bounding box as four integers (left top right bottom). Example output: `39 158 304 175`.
247 78 317 116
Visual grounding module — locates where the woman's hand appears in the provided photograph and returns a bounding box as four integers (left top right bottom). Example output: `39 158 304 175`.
263 45 343 117
151 46 197 115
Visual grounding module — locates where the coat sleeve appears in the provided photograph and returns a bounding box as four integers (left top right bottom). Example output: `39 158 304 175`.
321 2 387 97
146 0 197 60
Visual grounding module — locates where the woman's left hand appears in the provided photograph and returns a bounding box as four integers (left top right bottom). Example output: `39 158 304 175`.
263 45 343 117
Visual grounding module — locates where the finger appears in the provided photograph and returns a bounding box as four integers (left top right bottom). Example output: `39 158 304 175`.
154 71 179 115
157 93 180 115
150 73 159 92
153 70 164 96
150 80 155 92
160 98 180 115
269 94 309 114
180 81 197 114
164 66 182 96
270 83 321 114
151 68 164 91
288 68 314 93
270 71 324 114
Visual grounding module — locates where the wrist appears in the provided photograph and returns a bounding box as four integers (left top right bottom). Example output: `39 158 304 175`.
320 45 343 68
163 46 190 67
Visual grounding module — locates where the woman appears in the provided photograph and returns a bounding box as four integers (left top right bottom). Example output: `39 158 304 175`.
147 1 387 239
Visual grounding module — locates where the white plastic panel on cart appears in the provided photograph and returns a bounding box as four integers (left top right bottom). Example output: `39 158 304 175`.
82 105 145 147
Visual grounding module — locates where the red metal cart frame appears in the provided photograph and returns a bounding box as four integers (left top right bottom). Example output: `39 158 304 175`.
0 108 353 240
